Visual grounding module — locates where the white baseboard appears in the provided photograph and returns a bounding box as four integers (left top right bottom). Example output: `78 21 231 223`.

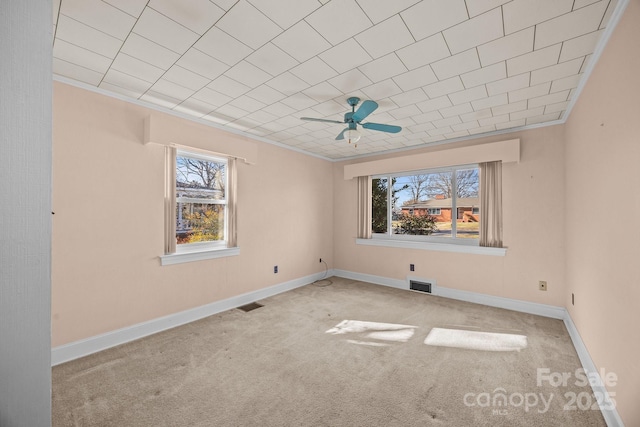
51 271 329 366
333 269 624 427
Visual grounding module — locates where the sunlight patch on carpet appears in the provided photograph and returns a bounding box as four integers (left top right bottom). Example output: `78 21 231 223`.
424 328 528 352
326 320 417 345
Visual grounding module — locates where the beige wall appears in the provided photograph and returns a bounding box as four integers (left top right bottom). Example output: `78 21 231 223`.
333 126 566 306
564 1 640 425
52 82 333 346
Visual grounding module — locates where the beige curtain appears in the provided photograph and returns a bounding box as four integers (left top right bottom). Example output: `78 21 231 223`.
227 157 238 248
357 176 372 239
164 146 177 254
479 161 503 248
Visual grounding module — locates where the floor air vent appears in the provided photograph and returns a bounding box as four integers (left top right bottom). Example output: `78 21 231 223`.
410 280 432 294
237 302 263 312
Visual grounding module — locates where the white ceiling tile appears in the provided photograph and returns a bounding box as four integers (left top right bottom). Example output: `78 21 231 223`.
151 79 195 100
580 54 592 73
201 112 233 125
508 82 551 102
319 39 373 74
207 75 251 98
247 0 321 29
472 93 508 110
362 80 404 101
460 108 493 121
356 0 421 24
102 68 154 93
133 8 200 54
216 1 282 50
431 49 481 80
528 90 570 108
477 27 534 66
495 119 525 130
177 49 229 80
246 43 299 77
174 98 217 116
103 0 147 18
417 96 452 113
530 57 583 85
140 90 182 108
194 28 253 67
280 93 316 110
544 101 570 114
440 103 474 118
486 72 529 96
478 114 508 126
468 124 497 134
305 0 373 46
509 106 545 120
429 126 454 136
559 30 603 62
451 120 479 131
550 74 581 93
507 44 561 77
389 88 429 107
526 112 561 125
267 72 311 96
461 62 506 88
389 105 422 120
423 76 465 98
396 34 451 71
502 0 573 35
491 100 526 115
448 85 487 105
290 58 338 86
534 1 608 49
111 53 164 83
444 130 471 139
215 104 250 119
355 15 414 59
61 0 136 40
55 15 122 59
574 0 601 9
392 65 438 91
121 33 180 69
443 8 503 54
465 0 511 17
53 58 104 85
328 69 373 93
311 100 349 116
246 85 287 104
149 0 224 34
224 61 272 88
302 82 345 103
163 66 209 91
99 81 145 98
262 102 297 117
358 53 408 83
228 95 267 113
401 0 468 41
191 87 233 108
408 122 436 132
53 0 61 23
600 0 619 29
53 39 112 73
272 21 332 63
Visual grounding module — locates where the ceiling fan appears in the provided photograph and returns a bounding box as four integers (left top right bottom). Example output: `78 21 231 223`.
300 97 401 146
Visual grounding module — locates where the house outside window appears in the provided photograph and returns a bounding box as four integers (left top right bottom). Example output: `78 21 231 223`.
372 165 480 241
176 150 227 251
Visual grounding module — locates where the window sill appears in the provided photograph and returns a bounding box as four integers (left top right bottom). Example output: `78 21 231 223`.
356 238 506 256
160 246 240 266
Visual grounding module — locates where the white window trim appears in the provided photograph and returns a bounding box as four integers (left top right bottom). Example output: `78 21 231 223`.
357 236 506 256
427 208 441 215
160 246 240 266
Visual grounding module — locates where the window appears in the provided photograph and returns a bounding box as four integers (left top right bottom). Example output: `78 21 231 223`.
175 150 227 251
161 147 239 266
372 165 480 242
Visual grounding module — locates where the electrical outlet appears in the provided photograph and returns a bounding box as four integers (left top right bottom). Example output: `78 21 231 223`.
410 264 415 272
539 280 547 291
274 265 278 274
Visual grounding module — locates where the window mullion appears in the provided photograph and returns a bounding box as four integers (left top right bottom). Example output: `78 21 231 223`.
387 176 392 235
451 170 457 238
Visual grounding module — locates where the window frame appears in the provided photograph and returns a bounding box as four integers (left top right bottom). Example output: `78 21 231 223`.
372 164 480 246
427 208 441 215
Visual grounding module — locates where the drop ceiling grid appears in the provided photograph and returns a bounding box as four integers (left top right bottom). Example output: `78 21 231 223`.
52 0 621 160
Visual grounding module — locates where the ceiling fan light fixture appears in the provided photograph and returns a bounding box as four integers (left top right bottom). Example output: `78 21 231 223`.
345 128 361 143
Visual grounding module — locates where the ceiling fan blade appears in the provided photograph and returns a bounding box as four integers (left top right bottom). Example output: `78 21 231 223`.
352 100 378 122
362 122 402 133
300 117 344 124
335 128 349 140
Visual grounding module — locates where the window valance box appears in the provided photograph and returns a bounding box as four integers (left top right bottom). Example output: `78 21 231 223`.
144 115 258 165
343 139 520 180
